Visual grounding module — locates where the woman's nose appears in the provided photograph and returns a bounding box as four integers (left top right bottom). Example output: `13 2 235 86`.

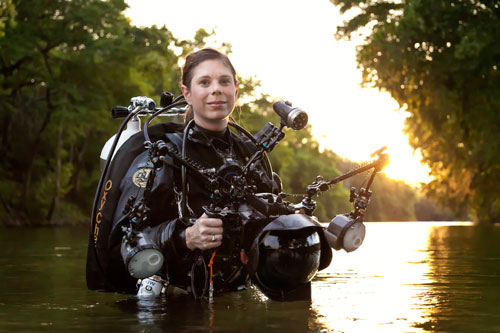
210 82 222 94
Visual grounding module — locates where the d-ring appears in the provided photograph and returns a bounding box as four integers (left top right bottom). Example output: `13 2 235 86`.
212 235 216 242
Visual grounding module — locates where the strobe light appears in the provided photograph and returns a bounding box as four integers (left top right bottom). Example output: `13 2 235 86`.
272 101 308 130
120 230 164 279
323 214 366 252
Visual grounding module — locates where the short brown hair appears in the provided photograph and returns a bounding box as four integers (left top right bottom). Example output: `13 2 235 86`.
181 48 237 122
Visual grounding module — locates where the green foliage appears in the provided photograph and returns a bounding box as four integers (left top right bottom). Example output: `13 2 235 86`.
0 0 424 225
414 196 457 221
366 174 417 221
332 0 500 223
0 0 16 38
0 0 181 223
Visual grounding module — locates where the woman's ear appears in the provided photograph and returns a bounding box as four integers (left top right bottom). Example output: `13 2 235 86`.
234 81 240 100
181 85 191 105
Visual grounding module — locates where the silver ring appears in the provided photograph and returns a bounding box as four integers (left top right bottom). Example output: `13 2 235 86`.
212 235 216 242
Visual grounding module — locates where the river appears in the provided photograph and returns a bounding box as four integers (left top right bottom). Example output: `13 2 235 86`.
0 222 499 332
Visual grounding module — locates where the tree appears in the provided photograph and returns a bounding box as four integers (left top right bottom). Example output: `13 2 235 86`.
331 0 500 223
1 0 420 225
0 0 349 224
0 0 181 223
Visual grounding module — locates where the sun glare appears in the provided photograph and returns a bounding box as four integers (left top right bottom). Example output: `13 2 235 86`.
312 223 437 332
311 88 432 186
382 147 432 186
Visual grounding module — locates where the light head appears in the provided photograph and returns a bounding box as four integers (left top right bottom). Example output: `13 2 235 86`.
323 214 366 252
272 101 308 130
120 230 164 279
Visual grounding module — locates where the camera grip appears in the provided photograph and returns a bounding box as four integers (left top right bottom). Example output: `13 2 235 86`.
202 205 226 219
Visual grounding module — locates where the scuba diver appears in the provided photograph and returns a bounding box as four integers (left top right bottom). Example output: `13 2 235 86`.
87 48 387 301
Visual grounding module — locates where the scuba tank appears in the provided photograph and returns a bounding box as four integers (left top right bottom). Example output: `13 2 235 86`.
99 117 141 170
87 95 187 293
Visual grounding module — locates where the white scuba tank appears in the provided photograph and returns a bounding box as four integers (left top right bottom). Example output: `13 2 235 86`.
99 117 141 171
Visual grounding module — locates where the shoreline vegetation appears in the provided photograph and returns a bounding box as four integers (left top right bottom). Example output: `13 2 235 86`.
331 0 500 223
2 0 494 226
0 173 460 226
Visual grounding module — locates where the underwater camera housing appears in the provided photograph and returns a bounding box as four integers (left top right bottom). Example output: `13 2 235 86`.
247 214 331 301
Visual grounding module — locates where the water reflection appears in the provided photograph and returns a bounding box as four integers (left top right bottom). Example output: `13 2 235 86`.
311 223 432 332
310 222 500 333
1 222 499 332
415 225 500 332
115 287 319 331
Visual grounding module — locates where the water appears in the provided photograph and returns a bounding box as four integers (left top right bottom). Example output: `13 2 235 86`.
0 222 499 332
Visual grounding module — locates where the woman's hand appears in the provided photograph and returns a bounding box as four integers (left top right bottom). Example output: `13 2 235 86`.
185 213 223 250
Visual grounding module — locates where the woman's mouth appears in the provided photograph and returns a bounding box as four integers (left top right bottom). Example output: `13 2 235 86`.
208 101 227 107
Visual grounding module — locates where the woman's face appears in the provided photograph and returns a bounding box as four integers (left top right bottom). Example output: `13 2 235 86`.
182 59 239 131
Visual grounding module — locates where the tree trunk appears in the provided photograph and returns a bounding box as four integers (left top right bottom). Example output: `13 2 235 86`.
72 140 88 195
20 88 54 206
47 119 63 223
488 202 500 224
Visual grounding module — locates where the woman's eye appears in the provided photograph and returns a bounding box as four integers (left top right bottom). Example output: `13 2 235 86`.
199 79 210 86
220 79 231 85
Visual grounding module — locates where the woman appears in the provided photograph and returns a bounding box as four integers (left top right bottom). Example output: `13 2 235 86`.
86 48 281 295
181 49 241 252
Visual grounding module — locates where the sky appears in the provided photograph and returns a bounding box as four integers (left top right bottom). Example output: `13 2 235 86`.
124 0 432 186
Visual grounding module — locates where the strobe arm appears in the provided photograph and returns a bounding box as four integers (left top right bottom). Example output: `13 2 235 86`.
303 147 388 253
297 147 389 216
328 147 389 189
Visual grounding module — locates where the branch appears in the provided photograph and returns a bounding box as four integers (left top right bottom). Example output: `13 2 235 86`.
0 55 32 77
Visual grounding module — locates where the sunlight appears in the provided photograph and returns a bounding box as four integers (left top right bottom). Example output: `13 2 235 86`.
311 88 432 186
124 0 433 186
311 223 438 332
382 147 432 186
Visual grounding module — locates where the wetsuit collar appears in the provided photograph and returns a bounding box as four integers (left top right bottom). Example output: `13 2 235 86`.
188 123 231 149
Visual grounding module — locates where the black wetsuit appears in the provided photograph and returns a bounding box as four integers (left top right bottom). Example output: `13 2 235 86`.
86 121 279 294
